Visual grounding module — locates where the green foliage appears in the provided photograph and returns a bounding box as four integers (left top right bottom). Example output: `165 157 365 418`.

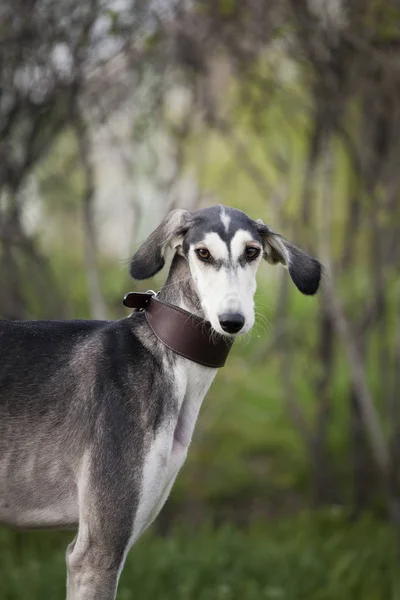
0 514 398 600
364 1 400 41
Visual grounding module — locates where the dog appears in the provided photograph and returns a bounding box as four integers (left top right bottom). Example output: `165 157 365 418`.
0 205 321 599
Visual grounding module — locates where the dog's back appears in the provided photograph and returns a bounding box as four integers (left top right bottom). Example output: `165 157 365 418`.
0 318 106 398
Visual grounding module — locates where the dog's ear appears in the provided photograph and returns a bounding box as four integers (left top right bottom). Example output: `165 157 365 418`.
130 209 192 280
255 219 322 295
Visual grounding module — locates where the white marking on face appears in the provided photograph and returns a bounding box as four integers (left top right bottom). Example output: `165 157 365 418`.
200 232 229 260
188 229 263 336
220 206 231 234
230 229 257 261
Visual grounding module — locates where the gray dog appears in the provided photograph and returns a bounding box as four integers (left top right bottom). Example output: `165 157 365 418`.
0 205 321 599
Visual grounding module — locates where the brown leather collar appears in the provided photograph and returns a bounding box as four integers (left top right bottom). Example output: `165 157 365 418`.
123 292 233 368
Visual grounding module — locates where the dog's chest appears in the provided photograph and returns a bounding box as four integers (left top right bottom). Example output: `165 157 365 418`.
130 360 217 542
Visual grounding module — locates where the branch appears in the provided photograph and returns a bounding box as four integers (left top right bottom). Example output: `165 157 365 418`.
206 115 272 198
73 106 107 320
325 281 389 474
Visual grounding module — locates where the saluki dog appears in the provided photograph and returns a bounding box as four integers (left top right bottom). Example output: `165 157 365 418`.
0 205 321 599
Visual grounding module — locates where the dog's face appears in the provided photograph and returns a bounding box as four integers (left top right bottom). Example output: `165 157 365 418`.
180 207 265 335
130 205 322 337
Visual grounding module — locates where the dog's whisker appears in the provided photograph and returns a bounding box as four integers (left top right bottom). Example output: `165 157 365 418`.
254 313 271 329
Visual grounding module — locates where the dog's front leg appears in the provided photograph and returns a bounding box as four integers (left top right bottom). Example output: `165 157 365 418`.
66 521 130 600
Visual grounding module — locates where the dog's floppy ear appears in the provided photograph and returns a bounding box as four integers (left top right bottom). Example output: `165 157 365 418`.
255 219 322 295
130 209 192 280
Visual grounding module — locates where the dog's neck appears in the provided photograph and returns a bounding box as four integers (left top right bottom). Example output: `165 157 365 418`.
156 254 218 450
157 254 204 318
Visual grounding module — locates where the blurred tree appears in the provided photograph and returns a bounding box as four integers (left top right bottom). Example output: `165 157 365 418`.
0 0 150 317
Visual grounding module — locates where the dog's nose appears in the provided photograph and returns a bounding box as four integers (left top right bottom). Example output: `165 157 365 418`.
218 313 245 334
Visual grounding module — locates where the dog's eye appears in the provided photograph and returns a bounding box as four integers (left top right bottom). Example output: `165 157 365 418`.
245 246 261 261
195 248 212 262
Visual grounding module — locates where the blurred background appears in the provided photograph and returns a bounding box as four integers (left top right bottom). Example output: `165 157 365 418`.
1 1 400 598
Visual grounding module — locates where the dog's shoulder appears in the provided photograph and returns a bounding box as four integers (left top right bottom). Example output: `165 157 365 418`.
96 315 162 376
0 319 110 387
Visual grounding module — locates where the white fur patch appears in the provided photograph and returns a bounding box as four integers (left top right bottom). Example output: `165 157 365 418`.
129 425 177 543
127 358 217 548
201 232 229 261
230 229 261 261
220 206 231 234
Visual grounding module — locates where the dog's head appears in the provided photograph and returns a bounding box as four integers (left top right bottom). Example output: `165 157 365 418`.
130 205 322 337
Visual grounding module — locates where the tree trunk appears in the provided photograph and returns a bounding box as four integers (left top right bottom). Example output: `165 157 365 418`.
74 110 107 320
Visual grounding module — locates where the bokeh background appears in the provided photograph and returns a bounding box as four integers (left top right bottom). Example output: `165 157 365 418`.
1 1 400 598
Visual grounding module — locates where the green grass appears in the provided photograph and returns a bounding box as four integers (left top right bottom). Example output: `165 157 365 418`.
0 513 398 600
